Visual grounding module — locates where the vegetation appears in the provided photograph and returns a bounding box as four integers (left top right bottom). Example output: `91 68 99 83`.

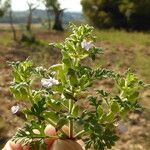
1 0 9 19
81 0 150 30
41 0 64 31
8 24 149 150
0 0 7 17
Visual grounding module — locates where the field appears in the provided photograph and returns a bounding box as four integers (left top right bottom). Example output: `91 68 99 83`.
0 24 150 149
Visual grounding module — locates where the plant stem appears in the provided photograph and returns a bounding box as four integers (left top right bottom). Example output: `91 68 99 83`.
103 98 110 108
69 99 74 138
74 130 85 139
31 135 58 139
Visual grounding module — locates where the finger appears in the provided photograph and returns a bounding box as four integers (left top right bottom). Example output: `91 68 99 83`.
44 124 56 136
61 125 69 136
77 140 85 148
2 141 12 150
3 140 23 150
10 141 23 150
23 145 30 150
44 124 56 147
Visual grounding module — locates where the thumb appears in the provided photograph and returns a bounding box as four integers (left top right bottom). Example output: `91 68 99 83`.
3 140 23 150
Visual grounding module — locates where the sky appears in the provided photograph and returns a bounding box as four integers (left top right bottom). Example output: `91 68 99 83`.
11 0 82 12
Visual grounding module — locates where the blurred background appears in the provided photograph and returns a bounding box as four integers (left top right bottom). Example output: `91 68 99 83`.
0 0 150 149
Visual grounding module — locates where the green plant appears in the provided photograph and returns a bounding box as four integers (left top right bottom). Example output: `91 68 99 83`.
9 24 148 150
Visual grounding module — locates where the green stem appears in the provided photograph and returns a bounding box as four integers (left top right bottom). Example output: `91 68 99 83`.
119 91 124 98
31 135 58 139
103 98 110 108
69 99 74 138
74 130 85 139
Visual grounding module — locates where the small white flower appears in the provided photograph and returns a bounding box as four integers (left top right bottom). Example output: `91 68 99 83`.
81 39 93 51
11 105 20 114
116 122 128 133
41 77 59 88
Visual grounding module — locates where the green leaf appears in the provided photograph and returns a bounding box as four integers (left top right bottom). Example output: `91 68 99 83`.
54 43 64 49
71 105 79 117
128 91 139 103
12 121 47 149
68 69 78 87
97 105 103 117
111 101 120 113
50 64 62 71
47 98 62 111
97 89 109 97
42 111 59 124
50 64 66 84
105 112 115 122
79 75 88 88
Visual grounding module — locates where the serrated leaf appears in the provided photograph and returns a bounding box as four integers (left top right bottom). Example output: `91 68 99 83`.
47 99 62 111
42 111 59 124
106 112 115 122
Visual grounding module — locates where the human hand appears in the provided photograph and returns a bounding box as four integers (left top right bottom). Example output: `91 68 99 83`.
2 125 83 150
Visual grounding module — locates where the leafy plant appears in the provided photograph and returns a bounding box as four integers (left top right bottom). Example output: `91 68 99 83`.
9 24 149 150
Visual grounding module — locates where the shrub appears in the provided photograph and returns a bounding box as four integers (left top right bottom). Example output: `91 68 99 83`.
9 24 149 149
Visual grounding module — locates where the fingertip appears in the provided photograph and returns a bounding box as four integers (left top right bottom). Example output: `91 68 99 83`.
44 124 56 148
23 145 30 150
62 125 69 136
10 141 23 150
44 124 56 136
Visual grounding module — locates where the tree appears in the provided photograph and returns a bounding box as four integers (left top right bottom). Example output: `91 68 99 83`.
0 0 17 41
20 1 39 43
5 0 17 41
0 0 10 17
119 0 150 30
81 0 126 29
81 0 150 30
42 0 65 31
0 0 4 17
42 0 52 29
26 1 38 33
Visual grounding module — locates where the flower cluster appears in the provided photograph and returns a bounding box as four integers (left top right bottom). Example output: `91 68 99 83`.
41 77 59 88
11 105 20 114
81 39 93 51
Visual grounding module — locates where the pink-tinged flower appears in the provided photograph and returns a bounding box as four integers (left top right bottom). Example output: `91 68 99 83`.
41 77 59 88
116 122 128 133
81 39 93 51
11 105 20 114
